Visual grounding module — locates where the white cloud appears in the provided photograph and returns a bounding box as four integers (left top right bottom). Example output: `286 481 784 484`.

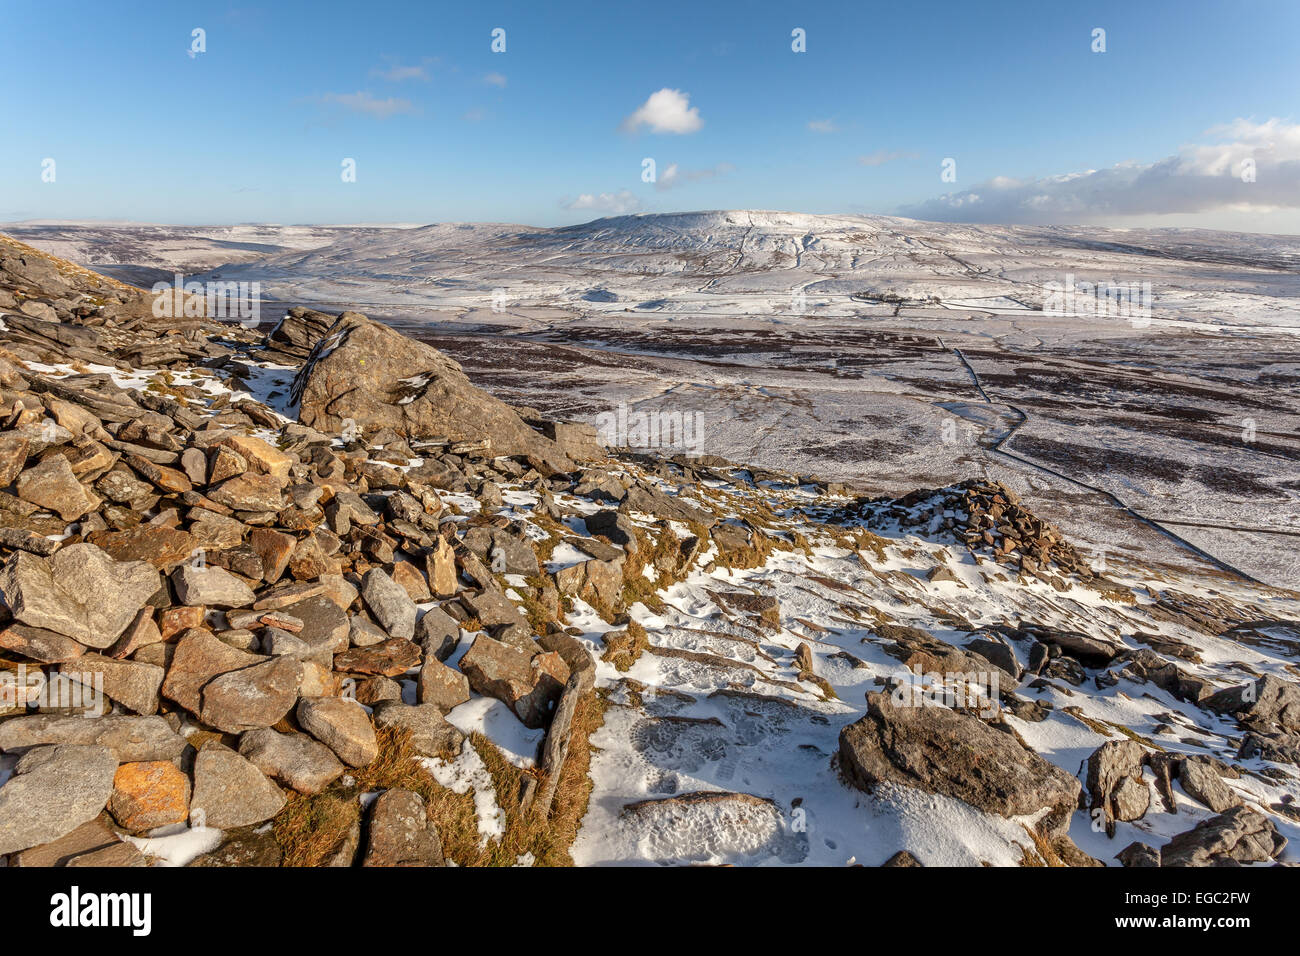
563 190 643 215
484 72 507 88
320 91 414 118
859 149 919 167
901 118 1300 223
372 64 428 82
370 56 436 82
621 89 703 134
807 119 838 133
656 161 734 191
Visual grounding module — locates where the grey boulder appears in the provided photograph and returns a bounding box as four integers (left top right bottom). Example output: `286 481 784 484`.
838 692 1082 837
361 568 417 640
0 745 118 855
190 743 286 830
238 727 346 795
0 544 160 648
172 565 257 608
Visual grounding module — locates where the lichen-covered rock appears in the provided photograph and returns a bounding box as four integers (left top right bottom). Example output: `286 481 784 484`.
1205 675 1300 735
418 656 471 712
296 696 379 767
59 653 164 715
361 567 417 640
0 714 186 762
15 453 94 520
238 727 345 795
109 761 191 831
172 564 256 608
1085 739 1149 836
161 628 263 715
362 789 444 867
333 638 421 677
1161 806 1286 867
370 701 465 757
200 655 304 733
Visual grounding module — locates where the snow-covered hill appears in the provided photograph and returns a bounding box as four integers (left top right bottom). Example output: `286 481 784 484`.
0 222 403 288
203 210 1300 331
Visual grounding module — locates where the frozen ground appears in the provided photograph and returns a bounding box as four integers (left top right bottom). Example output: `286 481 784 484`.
554 468 1300 866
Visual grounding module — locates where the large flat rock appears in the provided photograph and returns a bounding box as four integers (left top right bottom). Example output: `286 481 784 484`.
839 692 1082 837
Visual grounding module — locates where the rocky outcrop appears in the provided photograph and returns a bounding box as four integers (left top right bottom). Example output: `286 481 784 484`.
1085 740 1150 836
458 634 569 729
1205 674 1300 735
290 311 571 471
1160 807 1286 867
846 479 1093 581
838 692 1082 837
264 306 338 360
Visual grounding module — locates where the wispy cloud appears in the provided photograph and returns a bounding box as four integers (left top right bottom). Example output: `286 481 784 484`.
807 119 838 133
320 91 415 118
656 161 734 191
372 64 427 82
900 118 1300 223
859 149 919 167
370 56 436 82
621 88 702 134
483 72 507 88
563 190 642 214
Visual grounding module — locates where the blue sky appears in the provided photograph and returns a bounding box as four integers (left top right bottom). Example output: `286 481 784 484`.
2 0 1297 230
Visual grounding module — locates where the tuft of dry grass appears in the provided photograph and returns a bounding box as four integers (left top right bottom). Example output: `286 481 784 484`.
467 691 608 866
271 697 608 867
616 529 666 613
790 530 814 559
1062 707 1164 751
798 671 840 702
517 575 561 631
1089 581 1138 605
854 529 891 564
274 790 362 867
601 619 649 672
1018 825 1065 867
710 522 779 573
527 515 566 565
145 370 193 402
620 572 666 615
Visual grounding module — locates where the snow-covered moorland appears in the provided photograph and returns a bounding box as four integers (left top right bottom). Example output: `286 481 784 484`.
1 220 1297 869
